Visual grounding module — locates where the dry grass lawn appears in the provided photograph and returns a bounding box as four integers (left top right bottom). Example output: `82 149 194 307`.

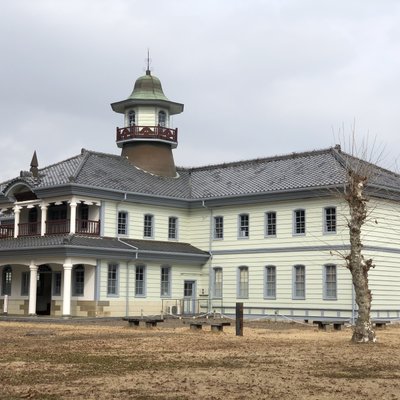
0 319 399 399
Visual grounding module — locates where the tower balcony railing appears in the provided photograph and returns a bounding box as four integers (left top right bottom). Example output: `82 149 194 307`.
116 125 178 144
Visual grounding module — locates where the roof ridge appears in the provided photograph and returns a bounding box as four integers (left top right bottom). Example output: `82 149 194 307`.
331 146 400 179
182 147 335 172
70 149 91 182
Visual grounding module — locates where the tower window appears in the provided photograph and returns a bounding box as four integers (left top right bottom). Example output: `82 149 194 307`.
128 110 135 126
158 111 166 127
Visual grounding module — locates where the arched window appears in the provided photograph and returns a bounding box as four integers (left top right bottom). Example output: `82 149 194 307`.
72 265 85 296
128 110 135 126
1 266 12 296
158 111 166 127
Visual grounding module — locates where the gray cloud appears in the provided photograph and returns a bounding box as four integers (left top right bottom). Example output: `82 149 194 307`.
1 0 400 181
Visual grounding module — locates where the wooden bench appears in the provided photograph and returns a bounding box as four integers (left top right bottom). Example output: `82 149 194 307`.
190 322 204 331
123 317 164 328
210 322 231 332
373 319 391 329
312 320 346 331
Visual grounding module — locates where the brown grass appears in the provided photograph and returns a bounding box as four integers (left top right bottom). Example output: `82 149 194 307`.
1 320 399 399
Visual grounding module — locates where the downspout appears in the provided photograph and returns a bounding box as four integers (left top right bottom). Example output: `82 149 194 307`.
202 200 213 312
117 237 139 317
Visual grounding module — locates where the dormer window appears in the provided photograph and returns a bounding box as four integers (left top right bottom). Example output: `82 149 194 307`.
128 110 135 126
158 111 166 127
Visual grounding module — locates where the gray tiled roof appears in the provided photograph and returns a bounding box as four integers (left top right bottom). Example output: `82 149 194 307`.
0 234 208 256
2 147 400 200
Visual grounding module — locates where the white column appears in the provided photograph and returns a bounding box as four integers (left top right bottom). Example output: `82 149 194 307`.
69 201 77 234
40 204 47 236
13 206 21 238
62 262 73 317
28 263 38 315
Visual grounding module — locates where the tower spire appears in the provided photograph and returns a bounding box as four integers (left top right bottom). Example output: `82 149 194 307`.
30 150 39 178
146 49 151 75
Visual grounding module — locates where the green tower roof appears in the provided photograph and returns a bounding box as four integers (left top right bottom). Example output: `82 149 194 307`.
111 70 184 115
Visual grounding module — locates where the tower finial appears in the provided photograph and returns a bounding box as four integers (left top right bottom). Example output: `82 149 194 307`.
146 49 151 75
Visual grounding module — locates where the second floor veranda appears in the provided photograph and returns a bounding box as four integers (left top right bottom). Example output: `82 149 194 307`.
0 199 101 239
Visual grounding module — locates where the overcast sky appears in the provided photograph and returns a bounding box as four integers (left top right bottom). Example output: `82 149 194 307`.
1 0 400 182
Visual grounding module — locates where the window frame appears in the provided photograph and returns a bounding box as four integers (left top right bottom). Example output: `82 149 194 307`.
160 266 171 297
293 209 306 236
212 267 223 299
158 110 167 127
107 263 119 297
72 265 85 297
264 265 276 299
135 264 146 297
213 216 224 240
117 211 128 236
238 213 250 239
143 214 154 238
324 207 337 234
323 264 337 300
53 271 62 296
128 109 136 126
21 271 30 296
265 211 277 237
237 266 249 299
292 264 306 300
168 216 178 240
2 266 12 296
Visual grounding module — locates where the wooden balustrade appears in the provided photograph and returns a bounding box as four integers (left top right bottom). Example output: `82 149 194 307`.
0 224 14 238
75 219 100 235
116 125 178 143
0 219 101 239
18 222 41 237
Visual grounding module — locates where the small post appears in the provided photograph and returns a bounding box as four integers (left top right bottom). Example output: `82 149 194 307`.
236 302 243 336
3 294 9 315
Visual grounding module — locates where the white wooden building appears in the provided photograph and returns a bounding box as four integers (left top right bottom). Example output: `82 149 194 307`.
1 68 400 320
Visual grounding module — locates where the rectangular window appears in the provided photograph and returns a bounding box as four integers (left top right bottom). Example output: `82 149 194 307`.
21 271 30 296
265 212 277 237
2 266 12 296
238 214 249 238
144 214 154 238
324 264 337 300
264 266 276 298
293 265 305 299
213 267 223 298
160 266 171 297
324 207 337 233
294 209 305 235
53 272 62 296
107 264 119 296
117 211 128 235
238 266 249 298
213 216 224 239
135 265 146 296
168 217 178 240
73 265 85 296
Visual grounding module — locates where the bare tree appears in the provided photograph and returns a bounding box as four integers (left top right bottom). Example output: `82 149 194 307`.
335 133 387 343
344 164 375 342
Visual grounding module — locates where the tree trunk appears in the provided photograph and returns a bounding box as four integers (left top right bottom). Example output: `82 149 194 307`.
346 171 376 343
